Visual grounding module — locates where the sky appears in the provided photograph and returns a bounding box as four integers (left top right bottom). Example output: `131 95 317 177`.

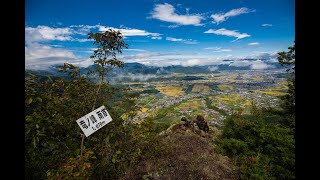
25 0 295 70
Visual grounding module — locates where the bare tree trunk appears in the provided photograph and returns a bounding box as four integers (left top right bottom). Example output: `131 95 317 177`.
92 75 104 111
80 134 85 156
80 75 104 156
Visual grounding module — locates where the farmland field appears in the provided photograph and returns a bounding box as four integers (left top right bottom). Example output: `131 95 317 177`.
121 70 288 125
156 85 184 96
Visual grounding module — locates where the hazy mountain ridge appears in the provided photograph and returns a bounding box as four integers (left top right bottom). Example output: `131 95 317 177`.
25 60 285 77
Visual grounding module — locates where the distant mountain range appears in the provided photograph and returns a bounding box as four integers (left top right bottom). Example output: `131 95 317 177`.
25 61 285 77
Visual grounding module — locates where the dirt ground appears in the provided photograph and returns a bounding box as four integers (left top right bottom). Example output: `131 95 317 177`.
123 124 239 180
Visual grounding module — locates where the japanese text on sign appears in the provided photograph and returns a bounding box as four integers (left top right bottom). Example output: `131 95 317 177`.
76 105 112 137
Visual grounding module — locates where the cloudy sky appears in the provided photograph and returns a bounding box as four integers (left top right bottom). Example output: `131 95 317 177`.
25 0 294 70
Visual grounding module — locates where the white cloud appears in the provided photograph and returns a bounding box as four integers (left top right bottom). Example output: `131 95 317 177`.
183 41 198 44
115 73 157 82
71 25 99 35
25 26 94 70
204 28 250 41
230 60 253 67
25 26 73 43
25 25 95 44
205 47 232 52
50 44 63 47
229 59 275 70
25 44 81 70
262 24 273 27
151 36 162 40
73 38 92 42
211 7 254 24
248 42 259 46
25 26 77 70
70 24 162 39
25 44 75 60
248 51 279 60
215 49 231 52
26 25 163 43
166 37 184 41
97 25 161 38
168 25 179 28
156 67 168 74
250 60 275 70
166 37 198 44
25 24 163 69
121 52 230 67
208 66 219 71
181 59 202 66
268 58 279 63
149 3 203 26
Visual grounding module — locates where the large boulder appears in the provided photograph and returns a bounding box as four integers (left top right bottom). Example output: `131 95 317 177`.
181 116 192 128
195 115 209 133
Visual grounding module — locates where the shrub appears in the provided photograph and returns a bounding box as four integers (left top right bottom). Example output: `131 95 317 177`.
216 106 295 179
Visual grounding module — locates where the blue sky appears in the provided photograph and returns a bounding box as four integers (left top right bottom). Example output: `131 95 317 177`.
25 0 295 70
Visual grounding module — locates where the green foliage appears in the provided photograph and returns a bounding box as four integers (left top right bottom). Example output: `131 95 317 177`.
239 154 273 180
216 106 295 179
57 63 80 78
277 42 295 117
87 29 127 79
47 150 96 179
216 43 296 179
25 28 171 178
277 42 295 73
141 88 160 94
25 71 142 179
89 115 170 179
218 138 249 156
25 30 144 179
184 84 194 94
154 107 170 120
280 78 295 116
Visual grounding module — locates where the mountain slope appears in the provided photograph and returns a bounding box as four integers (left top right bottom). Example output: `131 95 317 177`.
123 123 239 179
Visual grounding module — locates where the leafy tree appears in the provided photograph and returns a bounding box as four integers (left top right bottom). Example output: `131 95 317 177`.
216 107 295 179
277 42 295 73
278 42 295 115
57 63 81 79
25 29 135 179
25 28 171 180
87 29 128 110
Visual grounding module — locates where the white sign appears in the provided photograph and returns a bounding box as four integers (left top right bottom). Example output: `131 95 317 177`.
76 105 112 137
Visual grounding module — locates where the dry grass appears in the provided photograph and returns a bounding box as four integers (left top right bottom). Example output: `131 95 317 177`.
123 124 239 180
217 93 244 102
218 85 234 91
255 90 286 96
157 85 184 97
136 107 149 115
191 84 211 93
175 98 203 111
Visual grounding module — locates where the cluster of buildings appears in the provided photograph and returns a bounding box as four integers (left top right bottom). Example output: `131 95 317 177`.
127 70 288 124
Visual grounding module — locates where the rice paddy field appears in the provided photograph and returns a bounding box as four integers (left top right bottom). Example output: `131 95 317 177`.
191 84 211 93
218 84 234 91
156 85 184 97
123 70 288 124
